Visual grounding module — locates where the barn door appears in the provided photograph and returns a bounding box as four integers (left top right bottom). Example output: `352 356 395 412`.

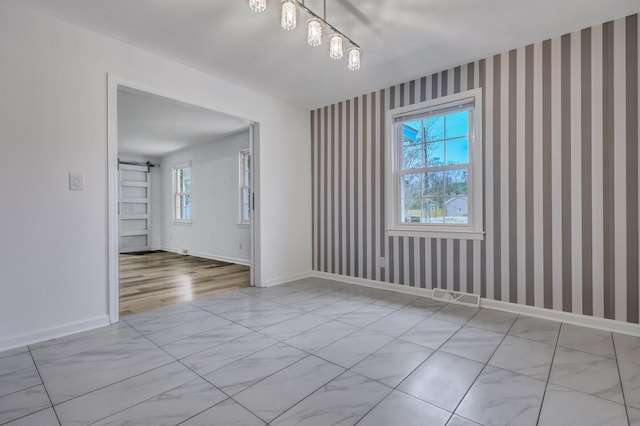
119 164 151 253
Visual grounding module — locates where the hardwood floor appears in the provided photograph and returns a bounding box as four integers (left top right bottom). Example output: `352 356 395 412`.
119 251 250 317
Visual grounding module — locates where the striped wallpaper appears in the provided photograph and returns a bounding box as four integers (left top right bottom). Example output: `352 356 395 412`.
311 14 640 324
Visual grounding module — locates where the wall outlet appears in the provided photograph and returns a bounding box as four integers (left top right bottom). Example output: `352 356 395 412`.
69 172 85 191
377 257 386 269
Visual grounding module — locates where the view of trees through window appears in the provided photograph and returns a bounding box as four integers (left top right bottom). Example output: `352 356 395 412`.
401 110 470 225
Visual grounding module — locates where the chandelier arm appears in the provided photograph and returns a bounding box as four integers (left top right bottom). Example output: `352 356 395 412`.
297 1 360 48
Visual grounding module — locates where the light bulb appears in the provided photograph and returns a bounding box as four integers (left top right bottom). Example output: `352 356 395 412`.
329 34 343 59
247 0 268 13
348 47 361 71
280 0 298 31
307 18 323 46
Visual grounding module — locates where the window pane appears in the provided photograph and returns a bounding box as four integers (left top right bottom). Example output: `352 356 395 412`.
402 198 422 223
445 198 469 225
445 169 468 196
402 173 422 199
402 121 421 145
402 144 423 170
424 116 444 141
423 171 444 198
423 198 444 223
445 138 469 165
426 142 444 167
445 111 469 139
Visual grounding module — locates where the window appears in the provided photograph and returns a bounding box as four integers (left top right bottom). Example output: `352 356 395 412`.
239 149 251 224
173 162 191 223
385 88 484 240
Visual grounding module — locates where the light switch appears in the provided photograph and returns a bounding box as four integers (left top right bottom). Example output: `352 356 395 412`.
69 173 85 191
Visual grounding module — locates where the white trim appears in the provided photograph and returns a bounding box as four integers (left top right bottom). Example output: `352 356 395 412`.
385 88 484 241
107 74 261 325
161 247 250 266
0 315 110 352
481 299 640 338
107 74 119 324
238 148 251 226
314 271 434 298
311 271 640 337
263 271 315 288
386 229 484 240
172 161 192 224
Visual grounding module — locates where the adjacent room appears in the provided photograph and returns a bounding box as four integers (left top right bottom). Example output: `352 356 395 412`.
1 0 640 425
116 87 253 316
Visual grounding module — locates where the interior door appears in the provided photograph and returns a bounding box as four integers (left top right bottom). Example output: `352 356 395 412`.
119 164 151 253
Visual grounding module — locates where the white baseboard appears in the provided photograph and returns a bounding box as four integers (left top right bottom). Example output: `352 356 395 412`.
481 299 640 337
262 271 315 288
312 271 640 337
313 271 434 298
161 247 250 266
0 315 110 352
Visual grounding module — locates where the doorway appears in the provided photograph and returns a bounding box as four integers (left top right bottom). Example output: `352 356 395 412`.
107 76 261 323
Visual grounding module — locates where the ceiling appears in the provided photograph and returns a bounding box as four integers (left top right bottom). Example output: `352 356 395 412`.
117 87 249 157
23 0 640 109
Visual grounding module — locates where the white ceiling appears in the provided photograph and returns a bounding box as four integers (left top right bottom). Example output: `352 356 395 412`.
23 0 640 109
117 87 249 157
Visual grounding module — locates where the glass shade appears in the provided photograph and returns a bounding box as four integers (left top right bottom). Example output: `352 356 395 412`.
328 34 343 59
306 18 323 46
348 47 361 70
248 0 268 13
280 0 298 31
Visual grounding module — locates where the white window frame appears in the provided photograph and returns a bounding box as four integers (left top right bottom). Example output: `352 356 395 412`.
173 162 192 224
238 149 251 226
385 88 484 240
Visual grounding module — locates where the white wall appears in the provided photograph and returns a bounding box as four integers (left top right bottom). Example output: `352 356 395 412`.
0 1 311 350
161 131 251 264
117 154 163 250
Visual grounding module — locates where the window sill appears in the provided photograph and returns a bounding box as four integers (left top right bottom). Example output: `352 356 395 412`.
387 227 484 240
172 221 192 226
236 223 250 229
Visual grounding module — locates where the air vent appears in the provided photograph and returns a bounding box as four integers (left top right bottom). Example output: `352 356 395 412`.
431 289 480 307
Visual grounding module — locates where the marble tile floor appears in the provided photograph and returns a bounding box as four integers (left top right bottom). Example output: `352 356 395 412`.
2 277 640 425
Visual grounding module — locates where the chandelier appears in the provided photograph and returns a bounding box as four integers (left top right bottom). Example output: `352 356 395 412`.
247 0 362 71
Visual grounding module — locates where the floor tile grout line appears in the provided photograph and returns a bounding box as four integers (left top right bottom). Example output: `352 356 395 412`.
0 375 46 400
350 304 484 425
29 334 145 368
130 317 333 425
12 280 627 426
264 363 383 425
436 312 521 423
174 397 264 426
79 326 255 426
27 346 62 426
0 406 55 426
35 315 218 422
535 321 563 426
182 286 431 424
49 359 177 409
306 300 449 362
612 332 632 426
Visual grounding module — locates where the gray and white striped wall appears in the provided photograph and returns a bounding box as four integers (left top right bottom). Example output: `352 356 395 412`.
311 14 640 324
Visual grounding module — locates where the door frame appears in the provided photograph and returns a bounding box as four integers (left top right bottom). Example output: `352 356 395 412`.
107 74 261 324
